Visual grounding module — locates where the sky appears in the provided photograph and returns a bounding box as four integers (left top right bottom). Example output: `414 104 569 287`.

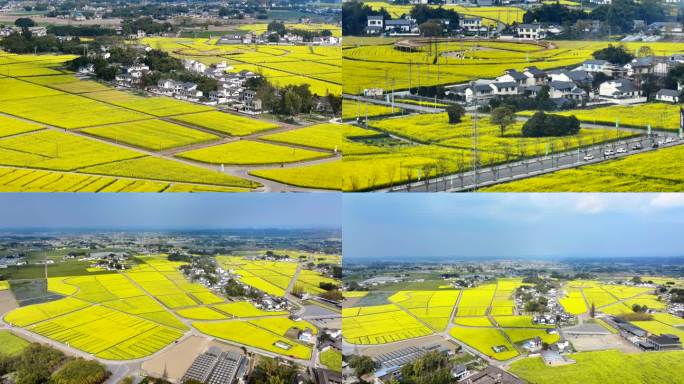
343 193 684 260
0 194 341 230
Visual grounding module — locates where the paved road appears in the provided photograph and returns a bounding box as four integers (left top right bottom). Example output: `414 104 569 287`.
343 94 446 114
382 132 682 192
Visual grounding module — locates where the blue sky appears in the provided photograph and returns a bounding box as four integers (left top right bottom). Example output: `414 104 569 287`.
0 194 340 229
343 194 684 260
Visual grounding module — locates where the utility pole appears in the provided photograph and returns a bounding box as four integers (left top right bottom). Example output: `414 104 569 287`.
472 109 480 190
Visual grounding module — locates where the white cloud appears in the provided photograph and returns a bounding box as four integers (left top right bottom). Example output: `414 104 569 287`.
574 195 606 214
649 194 684 209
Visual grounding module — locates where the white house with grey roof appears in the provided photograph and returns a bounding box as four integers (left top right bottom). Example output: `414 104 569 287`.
515 24 545 40
497 69 529 86
656 89 680 103
599 79 640 99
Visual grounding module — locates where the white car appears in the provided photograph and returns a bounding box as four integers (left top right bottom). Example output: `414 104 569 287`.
583 154 594 161
604 150 615 156
616 147 627 154
665 137 675 144
658 140 665 146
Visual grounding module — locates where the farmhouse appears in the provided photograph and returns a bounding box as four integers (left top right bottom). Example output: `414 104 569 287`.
366 16 384 34
497 69 529 86
579 59 610 73
523 66 548 85
598 79 640 99
460 17 483 32
515 24 545 40
656 89 680 103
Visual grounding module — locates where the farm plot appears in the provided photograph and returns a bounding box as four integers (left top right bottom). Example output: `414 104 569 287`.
560 290 588 315
343 145 493 191
0 167 172 192
509 350 684 384
0 77 64 101
504 328 560 345
0 331 30 357
449 327 519 361
453 317 492 327
249 317 317 336
27 305 183 360
81 120 219 151
250 160 342 190
22 74 111 93
82 90 213 117
177 307 228 320
342 100 403 120
456 284 497 317
0 94 150 129
343 303 433 344
0 130 142 171
370 113 633 158
176 140 330 165
79 156 258 189
261 123 341 152
4 297 91 327
193 321 313 359
320 348 342 372
482 144 684 192
295 269 339 295
388 290 459 331
0 115 44 138
493 316 553 329
169 111 279 136
217 257 298 297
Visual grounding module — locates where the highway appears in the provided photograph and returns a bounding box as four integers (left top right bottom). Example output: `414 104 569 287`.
381 132 683 192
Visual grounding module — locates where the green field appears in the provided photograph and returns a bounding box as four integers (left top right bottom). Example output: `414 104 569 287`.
320 348 342 372
0 331 30 356
510 350 684 384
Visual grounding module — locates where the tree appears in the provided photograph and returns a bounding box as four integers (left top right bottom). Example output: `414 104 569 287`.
14 17 35 28
281 89 302 116
419 21 442 37
446 104 465 124
349 355 375 377
592 44 634 65
50 358 108 384
590 302 596 317
267 20 286 36
522 111 580 137
250 358 297 384
342 1 390 36
491 106 516 137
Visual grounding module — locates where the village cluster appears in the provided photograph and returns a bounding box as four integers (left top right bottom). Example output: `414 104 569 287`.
448 56 684 106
